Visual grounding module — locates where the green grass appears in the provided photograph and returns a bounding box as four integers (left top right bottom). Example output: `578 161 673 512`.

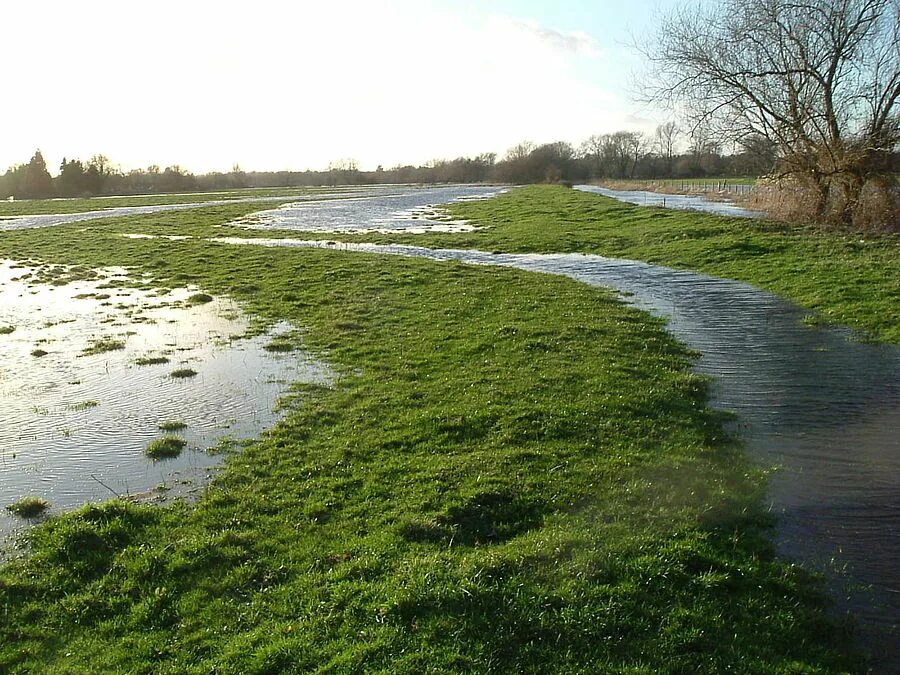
135 355 170 366
0 325 14 334
158 420 188 432
81 337 125 356
263 340 295 353
0 198 865 671
30 348 48 357
186 292 213 304
69 400 100 411
145 436 186 459
357 185 898 343
6 497 50 518
170 368 198 379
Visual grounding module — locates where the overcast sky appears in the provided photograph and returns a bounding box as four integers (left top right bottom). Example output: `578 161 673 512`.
4 0 686 174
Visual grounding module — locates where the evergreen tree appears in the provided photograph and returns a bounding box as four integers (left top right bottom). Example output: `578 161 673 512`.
21 150 54 199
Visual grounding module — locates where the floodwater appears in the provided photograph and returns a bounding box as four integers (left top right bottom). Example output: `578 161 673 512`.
0 184 505 233
0 260 332 544
0 189 380 231
209 236 899 670
576 184 764 219
234 184 506 233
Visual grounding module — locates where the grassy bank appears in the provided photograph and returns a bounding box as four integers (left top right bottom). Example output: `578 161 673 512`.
348 185 898 343
0 208 861 671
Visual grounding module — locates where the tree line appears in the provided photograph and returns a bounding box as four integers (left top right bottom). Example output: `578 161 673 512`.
0 127 812 202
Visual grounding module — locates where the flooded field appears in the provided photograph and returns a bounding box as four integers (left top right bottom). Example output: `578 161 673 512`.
576 184 763 218
0 260 331 544
235 184 506 233
208 236 899 669
0 184 506 233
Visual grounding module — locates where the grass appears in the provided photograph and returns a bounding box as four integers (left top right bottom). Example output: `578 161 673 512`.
0 325 14 334
81 337 125 356
6 497 50 518
30 348 48 357
0 196 866 671
158 420 188 432
186 292 213 304
145 436 186 459
356 185 898 343
69 400 100 411
263 340 295 353
135 355 170 366
170 368 198 378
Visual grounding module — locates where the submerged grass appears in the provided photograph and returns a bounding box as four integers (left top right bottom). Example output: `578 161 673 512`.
170 368 198 379
135 355 170 366
81 337 125 356
0 200 865 671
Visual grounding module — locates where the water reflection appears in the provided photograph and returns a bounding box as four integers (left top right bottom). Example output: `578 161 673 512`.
0 260 332 542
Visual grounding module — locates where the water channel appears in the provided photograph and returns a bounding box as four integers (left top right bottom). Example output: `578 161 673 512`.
576 184 764 219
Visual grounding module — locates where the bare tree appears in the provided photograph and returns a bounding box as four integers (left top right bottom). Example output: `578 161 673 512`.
579 135 607 177
653 122 680 174
503 141 535 162
608 131 645 178
642 0 900 226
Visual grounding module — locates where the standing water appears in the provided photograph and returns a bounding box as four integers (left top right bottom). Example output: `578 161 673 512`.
0 260 332 545
210 237 899 670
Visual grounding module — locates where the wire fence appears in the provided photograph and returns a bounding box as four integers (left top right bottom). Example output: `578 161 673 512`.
662 181 755 195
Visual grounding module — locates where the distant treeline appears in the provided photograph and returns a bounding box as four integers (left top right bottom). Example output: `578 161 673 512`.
5 130 899 200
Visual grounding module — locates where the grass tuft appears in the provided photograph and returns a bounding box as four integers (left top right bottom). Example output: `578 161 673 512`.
6 496 50 518
81 337 125 356
263 340 295 353
169 368 197 378
145 436 186 459
157 420 187 432
135 355 170 366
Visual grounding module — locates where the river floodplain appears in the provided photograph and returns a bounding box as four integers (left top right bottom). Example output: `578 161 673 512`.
0 185 894 671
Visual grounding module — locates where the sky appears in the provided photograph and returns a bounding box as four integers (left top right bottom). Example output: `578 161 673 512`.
3 0 687 174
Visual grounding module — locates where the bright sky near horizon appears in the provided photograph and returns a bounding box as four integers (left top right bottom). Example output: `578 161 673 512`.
4 0 687 174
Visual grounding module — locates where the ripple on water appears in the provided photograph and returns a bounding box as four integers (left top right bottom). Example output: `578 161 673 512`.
0 260 332 543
